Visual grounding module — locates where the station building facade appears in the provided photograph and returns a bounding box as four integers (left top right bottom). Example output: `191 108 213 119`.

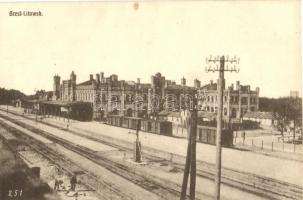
197 80 259 121
52 71 259 121
55 71 196 120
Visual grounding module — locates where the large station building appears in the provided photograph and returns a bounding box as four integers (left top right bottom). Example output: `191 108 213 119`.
17 71 259 123
51 71 259 121
55 71 196 120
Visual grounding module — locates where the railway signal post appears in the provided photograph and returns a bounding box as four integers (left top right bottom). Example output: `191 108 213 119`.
134 121 142 163
205 55 239 200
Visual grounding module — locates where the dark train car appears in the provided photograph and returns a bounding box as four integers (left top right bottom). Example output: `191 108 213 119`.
107 115 123 127
158 121 173 136
197 125 233 147
141 119 151 132
70 102 93 121
106 115 172 136
121 117 129 128
141 119 172 136
122 117 141 130
39 101 93 121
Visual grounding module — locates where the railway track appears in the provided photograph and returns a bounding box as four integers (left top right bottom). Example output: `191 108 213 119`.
0 113 194 200
1 109 303 199
0 122 133 200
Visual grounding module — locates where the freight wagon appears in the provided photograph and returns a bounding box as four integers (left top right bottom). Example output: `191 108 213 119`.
107 115 122 127
106 115 173 136
196 125 233 147
122 117 141 130
140 119 172 136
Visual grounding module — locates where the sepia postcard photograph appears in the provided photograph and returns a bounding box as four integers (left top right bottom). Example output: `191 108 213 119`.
0 1 302 200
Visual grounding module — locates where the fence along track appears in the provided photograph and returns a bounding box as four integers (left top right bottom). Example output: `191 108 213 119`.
1 109 303 199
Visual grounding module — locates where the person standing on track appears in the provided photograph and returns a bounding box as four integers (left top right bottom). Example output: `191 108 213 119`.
242 131 246 144
54 178 59 191
70 174 77 191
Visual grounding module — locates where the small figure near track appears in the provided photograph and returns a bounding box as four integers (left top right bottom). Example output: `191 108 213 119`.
70 174 77 191
54 175 63 191
54 178 60 191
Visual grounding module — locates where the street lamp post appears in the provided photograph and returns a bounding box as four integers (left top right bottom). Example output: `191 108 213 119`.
205 55 239 200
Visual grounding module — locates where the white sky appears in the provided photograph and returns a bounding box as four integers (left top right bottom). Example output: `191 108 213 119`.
0 1 301 97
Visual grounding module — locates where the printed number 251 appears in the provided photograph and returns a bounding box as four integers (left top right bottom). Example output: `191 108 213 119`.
8 189 23 197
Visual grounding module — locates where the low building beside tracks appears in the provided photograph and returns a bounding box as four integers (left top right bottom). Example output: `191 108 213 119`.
16 99 93 121
243 111 278 127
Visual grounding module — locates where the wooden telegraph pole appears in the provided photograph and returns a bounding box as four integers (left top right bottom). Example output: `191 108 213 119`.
205 55 239 200
180 93 198 200
189 99 197 199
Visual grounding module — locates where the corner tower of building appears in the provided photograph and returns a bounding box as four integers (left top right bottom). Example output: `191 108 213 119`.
53 74 61 100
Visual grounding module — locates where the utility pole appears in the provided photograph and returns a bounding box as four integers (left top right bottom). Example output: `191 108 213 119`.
180 93 197 200
205 55 239 200
180 123 192 200
189 96 197 199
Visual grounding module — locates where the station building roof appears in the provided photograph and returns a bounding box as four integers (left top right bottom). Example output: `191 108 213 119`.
198 111 217 119
43 100 90 105
243 111 278 120
77 80 96 86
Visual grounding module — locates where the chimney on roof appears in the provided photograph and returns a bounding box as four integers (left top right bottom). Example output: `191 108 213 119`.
121 80 125 87
236 81 240 90
111 74 118 82
165 80 171 87
256 87 260 93
137 78 140 84
194 79 201 88
96 74 100 83
181 77 186 86
210 80 213 84
100 72 104 83
90 74 93 81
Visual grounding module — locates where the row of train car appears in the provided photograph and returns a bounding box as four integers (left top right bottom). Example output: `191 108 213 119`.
197 125 233 147
107 115 173 136
106 115 233 147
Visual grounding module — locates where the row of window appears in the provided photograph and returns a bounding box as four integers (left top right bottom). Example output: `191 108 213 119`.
238 97 257 105
102 94 149 102
201 95 257 105
75 93 149 103
204 106 228 116
204 106 256 117
203 95 229 103
76 92 94 102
